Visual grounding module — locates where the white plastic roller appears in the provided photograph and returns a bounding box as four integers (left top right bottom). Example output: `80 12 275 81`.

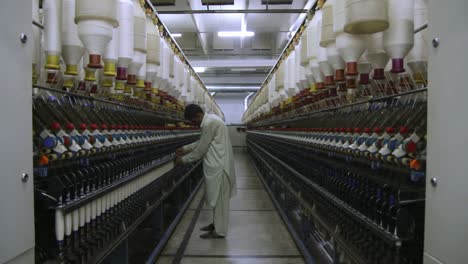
344 0 389 34
334 0 367 78
383 0 415 73
75 0 119 69
43 0 62 83
406 0 428 84
55 209 65 244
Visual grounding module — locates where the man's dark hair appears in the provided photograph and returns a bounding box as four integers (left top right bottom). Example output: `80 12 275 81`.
184 104 204 120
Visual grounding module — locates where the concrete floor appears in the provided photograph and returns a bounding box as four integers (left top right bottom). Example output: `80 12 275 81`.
156 151 305 264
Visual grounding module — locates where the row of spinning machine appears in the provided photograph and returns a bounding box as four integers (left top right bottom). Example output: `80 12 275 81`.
31 0 217 263
245 0 428 263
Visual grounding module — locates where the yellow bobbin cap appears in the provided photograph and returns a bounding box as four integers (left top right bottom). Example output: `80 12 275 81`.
115 81 125 91
45 55 60 70
85 70 96 81
63 79 74 88
124 85 132 94
413 73 426 84
136 79 145 88
103 62 117 77
310 84 317 93
152 88 159 94
102 78 114 87
65 65 79 76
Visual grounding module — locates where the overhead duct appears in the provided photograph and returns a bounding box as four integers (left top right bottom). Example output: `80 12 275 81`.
150 0 176 6
201 0 234 5
261 0 293 5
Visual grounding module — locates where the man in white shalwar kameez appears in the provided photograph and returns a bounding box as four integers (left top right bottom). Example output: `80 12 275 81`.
176 104 237 239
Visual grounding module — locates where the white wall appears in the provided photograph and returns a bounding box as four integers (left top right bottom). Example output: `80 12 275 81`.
214 92 250 124
214 93 250 147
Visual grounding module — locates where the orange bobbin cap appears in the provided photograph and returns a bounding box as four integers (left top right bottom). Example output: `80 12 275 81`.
144 82 152 91
38 155 49 166
346 78 357 89
335 69 345 82
127 75 137 85
316 82 325 90
346 62 359 76
410 159 422 170
46 72 58 84
88 54 102 69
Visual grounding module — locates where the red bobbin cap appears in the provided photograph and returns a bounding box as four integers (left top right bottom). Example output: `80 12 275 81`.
364 128 371 133
405 141 417 153
386 127 395 134
79 123 87 130
66 123 75 131
101 124 108 130
354 128 361 133
374 127 382 133
90 124 98 131
51 122 61 131
400 126 410 134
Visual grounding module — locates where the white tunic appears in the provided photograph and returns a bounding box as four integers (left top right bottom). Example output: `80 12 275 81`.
182 113 237 207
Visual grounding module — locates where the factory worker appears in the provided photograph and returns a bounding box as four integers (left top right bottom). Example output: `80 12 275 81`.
176 104 237 239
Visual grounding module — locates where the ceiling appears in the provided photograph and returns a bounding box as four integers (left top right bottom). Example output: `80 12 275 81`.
152 0 314 90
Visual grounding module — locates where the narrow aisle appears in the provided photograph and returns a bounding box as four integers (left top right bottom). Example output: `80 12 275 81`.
156 151 305 264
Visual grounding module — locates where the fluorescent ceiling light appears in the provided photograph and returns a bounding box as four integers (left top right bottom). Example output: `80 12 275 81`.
193 67 206 73
172 33 182 38
218 31 255 37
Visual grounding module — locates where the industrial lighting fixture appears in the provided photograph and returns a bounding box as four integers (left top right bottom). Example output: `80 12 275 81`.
193 67 206 73
172 33 182 37
218 31 255 37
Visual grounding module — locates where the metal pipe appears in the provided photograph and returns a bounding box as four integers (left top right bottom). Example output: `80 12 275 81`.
157 9 308 14
245 92 256 111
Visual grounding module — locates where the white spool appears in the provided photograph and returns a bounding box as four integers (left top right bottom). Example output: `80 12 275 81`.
406 0 428 81
62 0 84 76
75 0 118 68
383 0 415 73
116 0 134 81
55 209 65 242
43 0 62 70
344 0 389 34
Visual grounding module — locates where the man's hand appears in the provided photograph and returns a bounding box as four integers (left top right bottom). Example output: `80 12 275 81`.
176 148 185 157
175 156 183 166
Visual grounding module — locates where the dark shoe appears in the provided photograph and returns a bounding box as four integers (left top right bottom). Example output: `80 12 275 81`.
200 231 225 239
200 223 215 232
